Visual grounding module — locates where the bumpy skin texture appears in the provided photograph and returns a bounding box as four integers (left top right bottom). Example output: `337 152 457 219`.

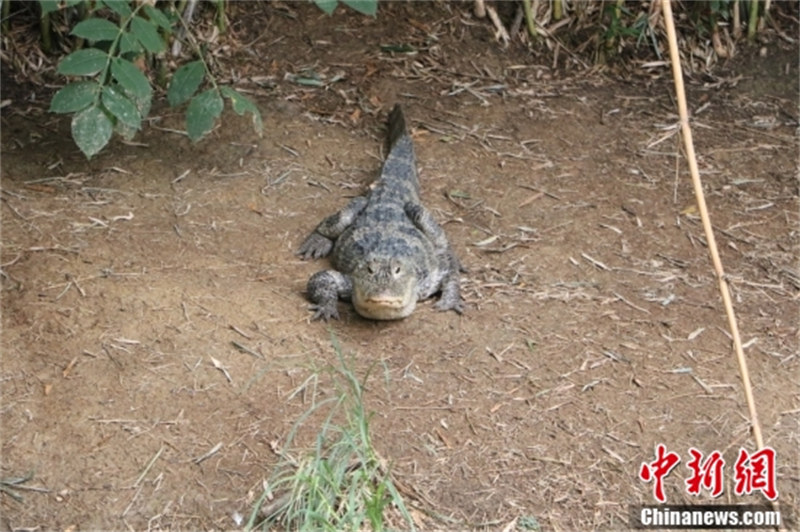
298 105 463 321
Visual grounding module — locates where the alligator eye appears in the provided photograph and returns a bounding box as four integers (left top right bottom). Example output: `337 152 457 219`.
393 265 402 275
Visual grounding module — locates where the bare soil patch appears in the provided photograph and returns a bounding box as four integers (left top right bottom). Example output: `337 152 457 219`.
2 3 798 530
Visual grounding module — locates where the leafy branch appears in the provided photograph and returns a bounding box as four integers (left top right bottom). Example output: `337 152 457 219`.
47 1 262 159
167 9 262 143
313 0 378 16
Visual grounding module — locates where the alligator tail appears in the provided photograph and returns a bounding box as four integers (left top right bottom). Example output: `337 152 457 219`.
381 104 419 194
387 105 411 151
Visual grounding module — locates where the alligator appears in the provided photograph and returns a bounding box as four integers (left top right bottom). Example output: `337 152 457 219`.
297 104 463 321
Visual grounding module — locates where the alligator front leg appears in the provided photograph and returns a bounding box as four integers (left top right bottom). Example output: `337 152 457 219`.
297 196 368 260
306 270 353 321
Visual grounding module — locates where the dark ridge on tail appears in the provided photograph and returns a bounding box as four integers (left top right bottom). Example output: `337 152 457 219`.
379 104 419 195
386 104 412 153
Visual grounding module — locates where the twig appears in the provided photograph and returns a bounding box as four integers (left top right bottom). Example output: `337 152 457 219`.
210 357 232 383
485 5 510 44
134 446 164 487
0 471 48 502
171 0 199 57
192 442 223 464
612 292 650 314
229 325 253 339
259 492 293 519
581 252 609 271
231 340 265 360
661 0 767 464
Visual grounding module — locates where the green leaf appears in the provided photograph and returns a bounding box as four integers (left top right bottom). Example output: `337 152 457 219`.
186 89 223 142
110 57 152 116
71 105 113 159
118 31 143 55
129 89 151 119
220 86 263 137
102 86 141 129
130 16 165 53
114 121 138 142
110 57 151 101
99 0 132 18
39 0 60 16
70 18 120 42
167 60 204 107
314 0 337 15
50 81 99 114
342 0 377 16
143 5 172 30
56 48 108 76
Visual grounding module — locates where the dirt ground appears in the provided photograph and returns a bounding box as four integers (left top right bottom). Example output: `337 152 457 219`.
1 3 798 530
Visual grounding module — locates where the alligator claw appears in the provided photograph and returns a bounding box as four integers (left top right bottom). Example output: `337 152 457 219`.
310 304 340 321
297 233 333 260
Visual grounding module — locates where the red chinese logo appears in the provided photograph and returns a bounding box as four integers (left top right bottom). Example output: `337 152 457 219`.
685 448 725 498
640 445 779 502
639 444 681 503
734 447 778 500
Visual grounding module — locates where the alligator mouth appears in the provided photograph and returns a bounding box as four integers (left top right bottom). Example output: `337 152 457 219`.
364 295 406 307
354 293 416 320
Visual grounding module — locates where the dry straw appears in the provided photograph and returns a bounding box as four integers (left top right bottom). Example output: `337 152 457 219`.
659 0 765 451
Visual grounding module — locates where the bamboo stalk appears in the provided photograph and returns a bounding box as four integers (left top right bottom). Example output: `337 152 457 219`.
2 0 10 35
522 0 538 41
659 0 765 452
215 0 227 33
760 0 771 31
747 0 758 41
474 0 486 19
553 0 563 21
40 8 52 54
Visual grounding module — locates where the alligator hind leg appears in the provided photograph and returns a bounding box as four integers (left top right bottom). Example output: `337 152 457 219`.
404 202 464 314
297 196 368 260
431 248 463 314
404 202 450 251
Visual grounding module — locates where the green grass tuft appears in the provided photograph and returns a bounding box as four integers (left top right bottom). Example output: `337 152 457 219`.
246 333 414 532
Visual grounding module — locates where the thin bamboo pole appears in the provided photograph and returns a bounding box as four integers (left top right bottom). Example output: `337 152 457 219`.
748 0 759 41
659 0 765 451
522 0 538 41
